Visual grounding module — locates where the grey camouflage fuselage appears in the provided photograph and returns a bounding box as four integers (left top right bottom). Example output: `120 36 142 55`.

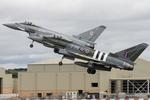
3 22 148 74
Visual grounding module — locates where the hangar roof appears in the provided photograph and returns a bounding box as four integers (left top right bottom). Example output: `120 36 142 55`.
0 66 5 70
27 58 150 79
30 58 149 65
30 58 74 65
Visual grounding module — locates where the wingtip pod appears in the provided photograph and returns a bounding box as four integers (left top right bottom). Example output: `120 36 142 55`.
141 43 149 48
99 25 106 29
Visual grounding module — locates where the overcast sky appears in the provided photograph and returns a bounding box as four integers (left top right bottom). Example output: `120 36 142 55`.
0 0 150 69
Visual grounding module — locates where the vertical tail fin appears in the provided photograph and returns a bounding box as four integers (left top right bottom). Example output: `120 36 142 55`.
114 43 148 62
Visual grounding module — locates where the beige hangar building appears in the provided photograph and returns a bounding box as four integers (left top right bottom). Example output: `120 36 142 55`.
0 66 14 94
17 58 150 97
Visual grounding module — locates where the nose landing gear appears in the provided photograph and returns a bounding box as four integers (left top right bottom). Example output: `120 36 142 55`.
30 44 33 48
30 41 34 48
59 56 64 66
59 61 63 66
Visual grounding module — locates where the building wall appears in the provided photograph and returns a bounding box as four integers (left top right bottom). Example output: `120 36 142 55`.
18 71 109 97
28 64 85 72
0 67 14 94
3 74 14 93
18 59 150 97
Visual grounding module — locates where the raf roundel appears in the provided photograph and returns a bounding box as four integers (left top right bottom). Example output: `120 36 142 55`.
90 31 94 36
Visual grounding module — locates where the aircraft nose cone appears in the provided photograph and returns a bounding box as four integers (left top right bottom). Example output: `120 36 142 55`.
3 23 16 29
3 23 21 31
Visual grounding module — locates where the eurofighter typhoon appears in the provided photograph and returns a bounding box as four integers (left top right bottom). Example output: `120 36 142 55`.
3 22 148 74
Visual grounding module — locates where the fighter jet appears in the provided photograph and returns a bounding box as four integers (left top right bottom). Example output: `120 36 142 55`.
3 22 148 74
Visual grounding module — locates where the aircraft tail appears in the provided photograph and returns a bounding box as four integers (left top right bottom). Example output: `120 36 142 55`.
114 43 148 62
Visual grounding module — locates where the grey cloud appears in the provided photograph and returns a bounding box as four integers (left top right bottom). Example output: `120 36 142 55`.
0 0 150 68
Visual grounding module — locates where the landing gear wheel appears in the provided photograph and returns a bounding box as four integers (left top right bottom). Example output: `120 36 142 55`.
87 68 96 74
59 62 63 66
59 56 64 66
30 44 33 48
92 69 96 74
30 41 34 48
54 48 59 53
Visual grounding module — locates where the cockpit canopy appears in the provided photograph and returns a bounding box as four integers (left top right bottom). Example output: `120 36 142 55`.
20 21 40 28
21 21 33 25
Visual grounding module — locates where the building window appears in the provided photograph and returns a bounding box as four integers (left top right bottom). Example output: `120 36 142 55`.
123 80 148 94
47 93 52 96
110 80 116 93
37 93 42 98
111 79 149 94
122 80 127 93
91 83 98 87
78 90 83 94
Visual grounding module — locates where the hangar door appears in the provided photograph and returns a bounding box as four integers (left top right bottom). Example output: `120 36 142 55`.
110 79 150 94
0 78 2 94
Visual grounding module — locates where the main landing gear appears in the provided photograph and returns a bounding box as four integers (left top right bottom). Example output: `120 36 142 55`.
30 41 34 48
87 61 96 74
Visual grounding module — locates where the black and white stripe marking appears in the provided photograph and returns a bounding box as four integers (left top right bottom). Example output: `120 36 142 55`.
93 50 98 59
93 50 108 61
